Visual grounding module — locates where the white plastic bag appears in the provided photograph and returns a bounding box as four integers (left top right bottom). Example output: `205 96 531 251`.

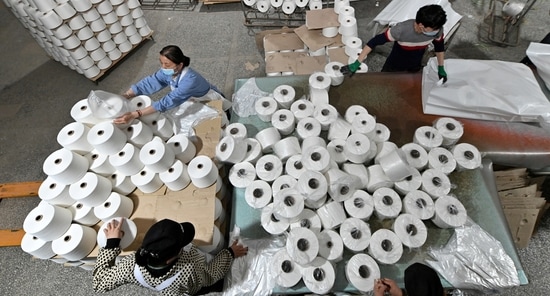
87 90 131 119
426 219 520 293
422 58 550 122
526 42 550 91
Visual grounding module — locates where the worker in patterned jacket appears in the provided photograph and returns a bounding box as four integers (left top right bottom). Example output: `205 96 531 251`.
341 4 448 82
93 218 248 295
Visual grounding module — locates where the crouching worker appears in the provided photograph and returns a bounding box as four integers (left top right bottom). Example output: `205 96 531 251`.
93 218 248 295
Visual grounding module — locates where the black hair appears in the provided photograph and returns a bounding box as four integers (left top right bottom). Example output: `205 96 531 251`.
416 5 447 30
160 45 190 67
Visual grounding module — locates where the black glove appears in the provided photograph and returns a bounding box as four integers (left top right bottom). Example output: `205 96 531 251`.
340 60 361 77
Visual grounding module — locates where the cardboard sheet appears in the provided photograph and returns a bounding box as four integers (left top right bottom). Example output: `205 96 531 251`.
305 8 339 29
263 32 305 52
294 25 341 51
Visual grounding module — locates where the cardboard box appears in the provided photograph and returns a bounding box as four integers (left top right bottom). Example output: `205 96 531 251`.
264 33 305 52
305 8 339 29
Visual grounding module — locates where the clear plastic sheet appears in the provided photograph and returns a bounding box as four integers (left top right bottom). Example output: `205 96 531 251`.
165 101 220 137
87 90 131 119
231 78 270 117
223 226 286 296
426 218 520 294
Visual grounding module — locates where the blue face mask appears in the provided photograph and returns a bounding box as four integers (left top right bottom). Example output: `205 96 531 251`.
422 30 439 37
161 68 176 76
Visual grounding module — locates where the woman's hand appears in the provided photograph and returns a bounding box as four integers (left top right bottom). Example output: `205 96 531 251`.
229 241 248 258
104 218 124 239
373 278 387 296
113 111 136 125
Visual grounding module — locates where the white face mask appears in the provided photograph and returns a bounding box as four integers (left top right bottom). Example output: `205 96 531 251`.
422 30 439 37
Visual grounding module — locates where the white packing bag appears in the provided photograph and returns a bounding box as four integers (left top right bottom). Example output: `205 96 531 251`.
526 42 550 91
422 57 550 122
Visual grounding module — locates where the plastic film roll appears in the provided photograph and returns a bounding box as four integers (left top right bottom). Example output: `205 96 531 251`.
216 135 247 164
148 115 174 141
130 95 160 125
344 133 373 164
367 123 390 143
351 113 376 136
255 96 278 122
271 109 296 136
93 192 133 221
339 15 357 36
333 0 349 13
245 179 272 209
52 224 97 261
344 37 362 57
43 148 89 186
166 133 196 164
286 227 319 265
434 117 464 147
131 167 163 193
428 147 457 175
317 201 346 230
302 136 326 152
373 187 402 220
324 62 345 86
108 143 144 176
160 160 191 191
69 202 99 226
309 72 331 91
255 154 283 182
21 233 55 259
366 164 393 192
286 154 306 179
374 141 399 164
139 137 176 173
273 84 296 109
452 143 482 170
421 168 451 199
69 172 112 207
186 155 218 189
23 203 73 241
290 99 315 120
344 189 374 220
290 208 322 235
273 137 301 162
224 122 247 140
39 10 63 29
317 229 344 262
242 138 263 164
228 161 256 188
38 177 74 207
109 172 136 195
432 195 468 228
414 126 443 151
394 167 422 195
338 5 355 22
403 190 435 220
346 253 380 293
368 229 403 265
327 138 348 164
393 213 427 248
296 117 322 140
303 257 335 295
255 126 281 153
345 105 368 123
302 146 331 173
261 203 290 235
378 149 411 182
324 168 358 202
296 169 328 202
272 188 304 220
87 122 127 156
295 0 308 7
57 122 93 154
401 143 429 170
340 217 371 252
309 87 329 106
342 163 369 189
96 218 138 249
273 248 302 288
313 104 338 130
272 175 297 197
270 0 283 7
123 120 153 148
322 26 339 38
282 0 296 14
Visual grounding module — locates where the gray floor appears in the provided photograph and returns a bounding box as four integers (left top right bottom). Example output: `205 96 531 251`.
1 0 549 295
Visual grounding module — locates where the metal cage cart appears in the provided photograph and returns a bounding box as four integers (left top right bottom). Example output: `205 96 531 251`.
139 0 197 10
482 0 538 46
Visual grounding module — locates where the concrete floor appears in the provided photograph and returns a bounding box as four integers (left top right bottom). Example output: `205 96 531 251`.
0 0 549 295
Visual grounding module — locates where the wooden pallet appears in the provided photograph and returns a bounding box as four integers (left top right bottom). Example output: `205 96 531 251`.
0 181 42 247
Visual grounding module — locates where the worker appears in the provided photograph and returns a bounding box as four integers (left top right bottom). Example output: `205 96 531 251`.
93 218 248 295
341 4 448 82
113 45 231 132
373 262 446 296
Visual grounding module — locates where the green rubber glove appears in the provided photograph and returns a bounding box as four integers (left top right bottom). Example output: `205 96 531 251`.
438 65 448 83
340 60 362 77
